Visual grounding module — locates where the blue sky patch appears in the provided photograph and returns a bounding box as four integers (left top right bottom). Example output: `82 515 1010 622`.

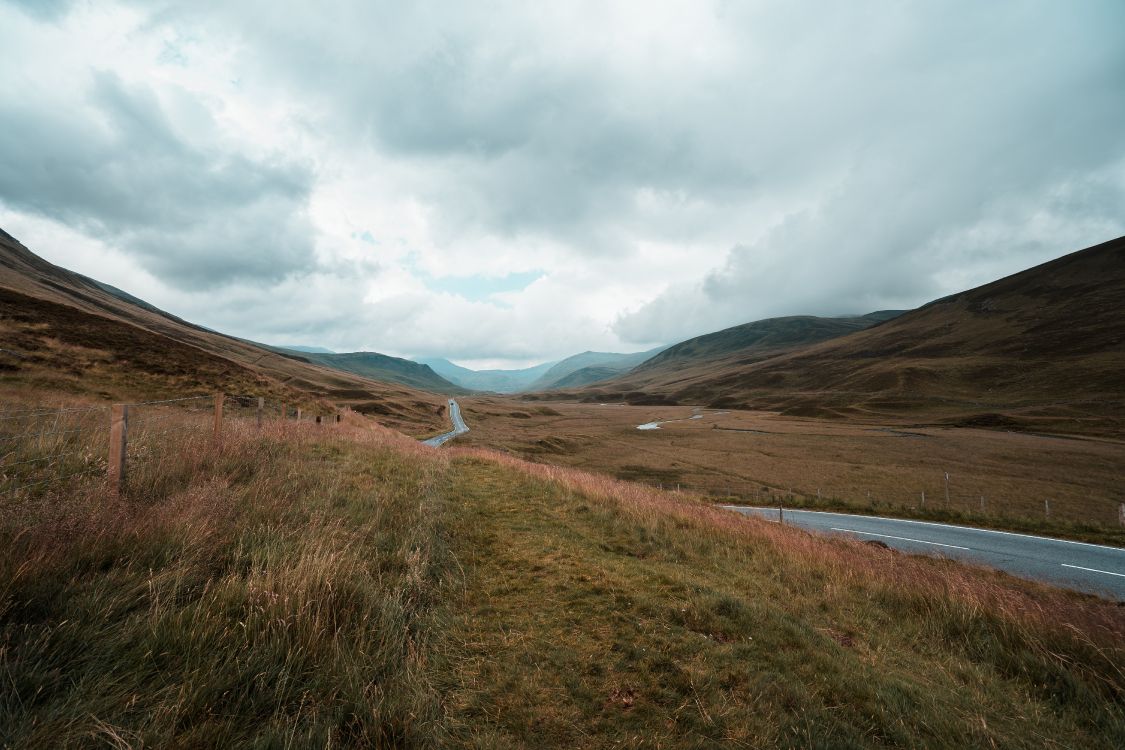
422 270 544 302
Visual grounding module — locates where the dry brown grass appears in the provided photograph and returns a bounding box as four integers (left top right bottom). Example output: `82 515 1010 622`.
457 397 1125 542
1 407 458 747
435 447 1125 746
451 444 1125 651
2 397 1124 746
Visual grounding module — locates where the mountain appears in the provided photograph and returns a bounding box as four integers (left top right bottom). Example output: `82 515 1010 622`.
535 313 901 401
283 345 336 354
288 351 466 394
527 347 667 391
0 228 447 433
416 357 559 393
632 313 902 373
568 236 1125 435
538 365 622 390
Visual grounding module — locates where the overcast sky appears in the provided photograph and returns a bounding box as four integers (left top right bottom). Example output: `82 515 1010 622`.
1 1 1122 368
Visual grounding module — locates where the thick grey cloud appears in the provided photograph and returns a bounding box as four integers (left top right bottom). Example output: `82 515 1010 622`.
611 2 1125 341
4 0 73 21
148 1 1125 270
1 0 1122 362
0 68 315 290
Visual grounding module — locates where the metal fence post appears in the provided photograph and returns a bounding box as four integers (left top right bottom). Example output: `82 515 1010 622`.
214 392 224 440
108 404 128 496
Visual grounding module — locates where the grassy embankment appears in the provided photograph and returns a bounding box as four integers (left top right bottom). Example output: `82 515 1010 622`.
457 398 1125 546
2 411 1123 747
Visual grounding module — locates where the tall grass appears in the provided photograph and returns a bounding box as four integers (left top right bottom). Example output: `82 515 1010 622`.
451 446 1125 702
439 448 1125 746
1 412 454 747
2 406 1122 747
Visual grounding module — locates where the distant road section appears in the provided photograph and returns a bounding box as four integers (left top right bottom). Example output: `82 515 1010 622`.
423 399 469 447
725 506 1125 600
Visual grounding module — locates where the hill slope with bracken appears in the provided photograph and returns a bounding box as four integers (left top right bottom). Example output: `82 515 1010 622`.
571 236 1125 435
0 228 446 433
537 312 902 405
627 312 902 379
286 350 468 395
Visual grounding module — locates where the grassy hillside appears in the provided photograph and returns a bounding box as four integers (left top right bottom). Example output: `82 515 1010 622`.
633 312 901 374
290 350 467 395
2 408 1122 747
542 364 623 390
528 347 666 391
570 237 1125 436
418 357 559 393
0 229 447 433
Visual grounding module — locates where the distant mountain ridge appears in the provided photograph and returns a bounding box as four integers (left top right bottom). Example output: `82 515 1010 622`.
416 357 559 393
283 350 466 394
631 313 902 375
527 347 668 391
284 345 336 354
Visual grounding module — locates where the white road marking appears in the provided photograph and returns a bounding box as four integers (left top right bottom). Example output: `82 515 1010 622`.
1061 563 1125 578
721 506 1124 552
829 527 971 551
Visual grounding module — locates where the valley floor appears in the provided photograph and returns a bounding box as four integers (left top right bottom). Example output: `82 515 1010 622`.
2 411 1123 747
457 398 1125 546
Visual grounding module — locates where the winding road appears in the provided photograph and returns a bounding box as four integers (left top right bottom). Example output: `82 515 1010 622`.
725 506 1125 599
423 399 469 447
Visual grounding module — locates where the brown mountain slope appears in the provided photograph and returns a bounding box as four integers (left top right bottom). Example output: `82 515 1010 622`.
0 229 446 433
610 312 903 396
567 236 1125 435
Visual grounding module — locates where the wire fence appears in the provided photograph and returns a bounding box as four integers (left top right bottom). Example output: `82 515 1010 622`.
630 477 1125 530
1 393 341 499
0 403 109 496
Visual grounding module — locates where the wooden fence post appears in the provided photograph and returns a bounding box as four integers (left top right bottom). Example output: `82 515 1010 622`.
213 392 224 440
1119 503 1125 527
1044 499 1050 518
297 407 303 422
108 404 128 496
280 403 287 421
316 415 322 425
257 397 264 429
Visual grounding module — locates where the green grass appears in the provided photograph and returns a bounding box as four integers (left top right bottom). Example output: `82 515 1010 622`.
435 455 1125 748
2 418 1123 747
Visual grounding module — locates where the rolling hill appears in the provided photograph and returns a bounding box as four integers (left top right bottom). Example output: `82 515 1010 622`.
526 347 667 391
0 228 447 433
284 350 466 394
633 312 902 372
416 357 559 393
567 236 1125 435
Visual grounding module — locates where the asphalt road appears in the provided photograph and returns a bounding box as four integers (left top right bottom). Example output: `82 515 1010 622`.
724 506 1125 599
423 399 469 447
